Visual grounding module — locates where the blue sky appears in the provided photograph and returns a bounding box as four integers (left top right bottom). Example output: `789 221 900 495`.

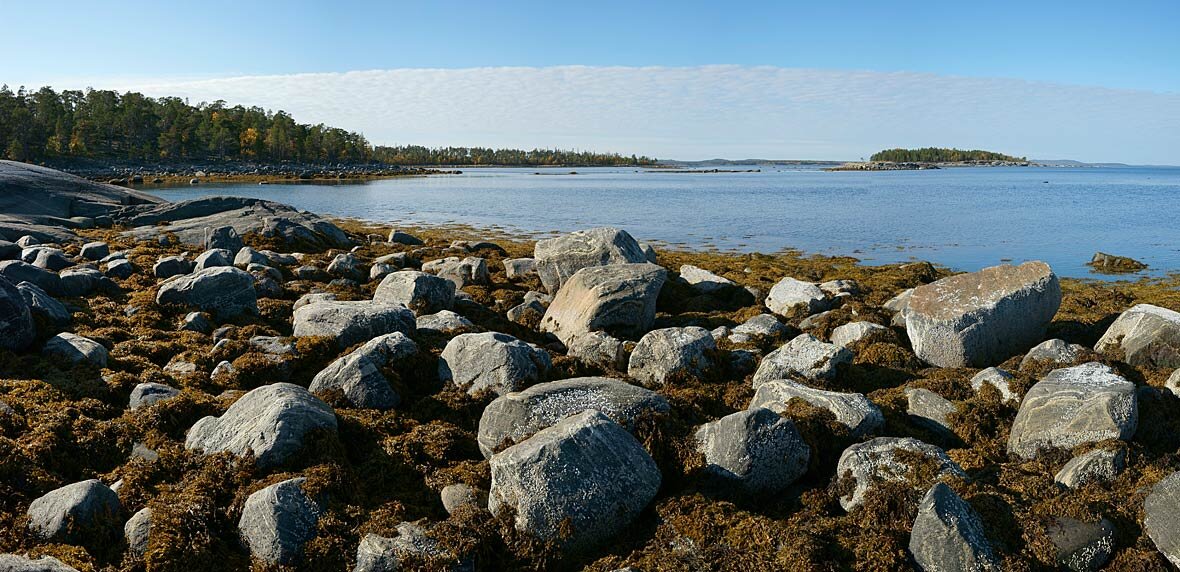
4 1 1180 162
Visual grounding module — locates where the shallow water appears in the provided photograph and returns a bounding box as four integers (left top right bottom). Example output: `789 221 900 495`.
144 165 1180 279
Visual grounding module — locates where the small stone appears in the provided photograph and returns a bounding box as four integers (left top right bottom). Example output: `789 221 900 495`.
193 248 233 271
415 310 476 335
206 226 243 251
730 313 790 343
327 253 365 281
104 258 134 279
441 484 484 515
423 256 490 289
125 507 152 557
80 241 110 261
565 331 629 371
388 230 424 245
292 300 415 349
503 257 538 280
1021 338 1086 370
905 387 957 436
679 264 736 293
373 271 456 315
153 255 192 278
1146 471 1180 567
695 407 810 495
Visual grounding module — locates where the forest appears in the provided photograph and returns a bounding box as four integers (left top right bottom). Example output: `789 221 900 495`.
870 147 1026 163
0 85 654 167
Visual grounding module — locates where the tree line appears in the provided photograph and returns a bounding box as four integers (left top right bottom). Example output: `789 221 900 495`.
0 85 655 167
870 147 1026 163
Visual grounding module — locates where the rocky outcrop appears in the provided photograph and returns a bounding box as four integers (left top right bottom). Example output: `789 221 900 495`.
904 261 1061 368
1007 363 1137 459
533 227 649 293
118 196 350 250
1094 304 1180 369
540 263 666 345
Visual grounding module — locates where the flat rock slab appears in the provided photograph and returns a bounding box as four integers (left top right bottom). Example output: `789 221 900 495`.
905 261 1061 368
1094 304 1180 369
1007 362 1137 459
119 196 350 250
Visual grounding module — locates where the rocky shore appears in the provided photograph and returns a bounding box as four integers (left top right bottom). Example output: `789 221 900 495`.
39 158 459 186
1 160 1180 570
826 160 1031 171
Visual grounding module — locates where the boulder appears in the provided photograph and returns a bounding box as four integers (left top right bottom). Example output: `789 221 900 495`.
26 479 121 542
309 332 418 409
477 377 670 458
905 387 957 436
0 555 79 571
156 266 258 319
1145 471 1180 567
326 253 364 281
0 260 61 295
193 248 233 271
104 258 135 279
129 382 180 409
533 227 648 293
749 379 883 437
292 300 414 349
539 263 666 345
1054 448 1126 489
829 321 889 347
125 507 152 557
1094 304 1180 369
58 267 116 297
388 230 424 246
488 410 660 554
185 383 337 468
970 367 1019 402
416 310 476 334
42 333 107 368
0 277 35 350
369 262 396 283
751 334 853 388
180 311 212 334
835 437 965 511
565 331 629 371
1008 362 1138 459
765 277 828 316
439 332 551 396
424 256 490 289
153 255 192 278
17 281 70 331
695 407 810 494
908 483 1000 571
79 241 109 261
503 257 537 280
239 477 322 566
205 226 243 251
679 264 736 293
24 247 73 271
373 271 456 315
627 326 716 386
1047 516 1114 572
729 313 790 344
904 261 1061 368
1021 338 1086 370
234 246 271 267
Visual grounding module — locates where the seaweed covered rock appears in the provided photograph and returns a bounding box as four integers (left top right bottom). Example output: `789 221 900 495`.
1054 448 1126 489
438 332 551 397
292 300 415 349
905 261 1061 368
751 334 852 388
477 377 670 458
836 437 965 511
749 379 883 437
627 326 716 386
309 332 418 409
1094 304 1180 369
970 367 1019 402
185 383 337 468
155 266 258 319
540 263 666 345
533 227 648 293
1007 362 1137 459
1145 471 1180 567
765 277 829 317
1021 338 1086 370
488 410 660 554
239 477 322 566
908 483 1000 571
373 270 455 315
355 523 457 571
695 407 810 494
0 276 35 351
1047 516 1114 572
26 479 121 542
0 555 80 571
42 332 107 368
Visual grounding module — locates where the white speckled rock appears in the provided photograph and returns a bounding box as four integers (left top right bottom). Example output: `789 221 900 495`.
1021 338 1087 370
1054 448 1126 489
1145 471 1180 567
764 277 828 317
476 377 669 458
540 263 666 345
695 408 810 494
1008 362 1137 459
904 261 1061 368
438 332 551 396
835 437 965 511
627 326 715 386
489 410 660 554
292 300 414 349
185 383 337 468
1094 304 1180 368
238 477 322 566
970 367 1019 402
749 379 883 437
309 332 418 409
751 334 853 388
909 483 1000 571
533 227 648 293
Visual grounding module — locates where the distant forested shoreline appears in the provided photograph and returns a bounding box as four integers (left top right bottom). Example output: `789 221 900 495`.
0 85 654 167
870 147 1026 163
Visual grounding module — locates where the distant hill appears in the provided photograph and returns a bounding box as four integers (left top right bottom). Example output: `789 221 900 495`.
869 147 1025 163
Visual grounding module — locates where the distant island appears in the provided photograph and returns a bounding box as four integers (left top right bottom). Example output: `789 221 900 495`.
827 147 1030 171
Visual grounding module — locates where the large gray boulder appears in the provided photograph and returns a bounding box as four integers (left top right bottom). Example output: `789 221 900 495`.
155 266 258 319
309 332 418 409
239 477 322 566
17 280 70 331
765 277 829 316
26 479 121 542
438 332 551 397
904 261 1061 368
533 227 648 294
627 326 716 386
909 483 1000 571
0 276 35 351
0 260 61 295
292 300 415 349
1007 362 1138 459
0 555 80 571
488 410 660 554
539 263 666 345
751 334 853 388
1145 471 1180 567
42 333 107 368
424 256 490 289
1094 304 1180 369
185 383 337 468
695 407 810 494
118 196 350 250
477 377 670 458
836 437 965 511
373 271 455 315
749 379 883 437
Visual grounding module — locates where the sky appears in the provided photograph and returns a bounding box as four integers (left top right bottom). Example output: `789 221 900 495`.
4 0 1179 163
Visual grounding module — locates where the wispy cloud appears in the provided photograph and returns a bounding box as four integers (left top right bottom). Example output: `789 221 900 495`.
63 65 1180 163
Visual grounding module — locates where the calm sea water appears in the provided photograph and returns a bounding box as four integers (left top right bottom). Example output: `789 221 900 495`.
144 165 1180 279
